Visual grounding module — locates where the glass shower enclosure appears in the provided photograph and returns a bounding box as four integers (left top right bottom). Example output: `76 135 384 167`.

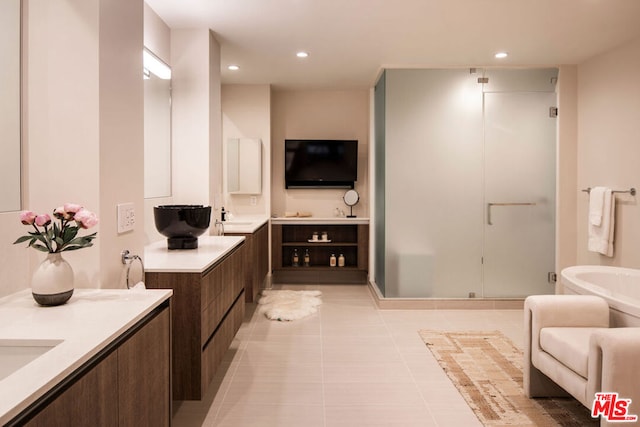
374 68 557 298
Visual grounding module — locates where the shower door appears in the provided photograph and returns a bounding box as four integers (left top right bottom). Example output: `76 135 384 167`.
379 68 557 298
482 87 557 297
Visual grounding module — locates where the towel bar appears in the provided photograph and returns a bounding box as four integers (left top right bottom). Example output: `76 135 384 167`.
581 187 636 196
487 202 536 225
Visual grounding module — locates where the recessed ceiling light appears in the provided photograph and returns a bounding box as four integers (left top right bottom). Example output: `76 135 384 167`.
494 52 508 59
296 51 309 58
228 65 240 71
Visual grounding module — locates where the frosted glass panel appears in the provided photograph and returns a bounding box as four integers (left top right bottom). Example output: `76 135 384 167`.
374 72 386 294
378 68 557 298
384 69 484 297
483 90 556 297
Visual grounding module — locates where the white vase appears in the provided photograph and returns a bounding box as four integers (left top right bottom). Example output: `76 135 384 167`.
31 253 74 306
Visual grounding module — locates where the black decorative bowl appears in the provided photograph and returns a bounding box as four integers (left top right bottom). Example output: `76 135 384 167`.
154 205 212 249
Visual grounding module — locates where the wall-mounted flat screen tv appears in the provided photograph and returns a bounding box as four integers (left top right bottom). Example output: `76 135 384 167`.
285 139 358 189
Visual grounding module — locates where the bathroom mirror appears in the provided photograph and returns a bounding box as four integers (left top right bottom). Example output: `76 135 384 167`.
343 189 359 218
0 0 22 212
227 138 262 194
144 48 172 199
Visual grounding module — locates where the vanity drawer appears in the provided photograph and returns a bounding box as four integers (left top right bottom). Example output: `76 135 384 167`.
200 247 246 345
201 290 245 390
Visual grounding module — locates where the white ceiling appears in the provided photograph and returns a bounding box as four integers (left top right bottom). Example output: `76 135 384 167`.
145 0 640 90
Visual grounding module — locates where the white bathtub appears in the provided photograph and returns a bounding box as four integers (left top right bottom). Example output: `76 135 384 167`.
561 265 640 327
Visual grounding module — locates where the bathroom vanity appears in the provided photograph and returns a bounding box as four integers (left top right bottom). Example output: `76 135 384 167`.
271 218 369 283
224 217 269 302
145 235 246 400
0 288 172 426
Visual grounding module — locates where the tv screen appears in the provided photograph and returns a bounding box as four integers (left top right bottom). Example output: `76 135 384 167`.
285 139 358 188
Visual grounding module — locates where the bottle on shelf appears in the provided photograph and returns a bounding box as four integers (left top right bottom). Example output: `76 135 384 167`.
303 249 311 267
292 249 299 267
338 253 345 267
330 253 337 267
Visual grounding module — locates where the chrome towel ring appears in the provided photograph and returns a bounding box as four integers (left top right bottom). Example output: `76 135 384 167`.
121 250 145 289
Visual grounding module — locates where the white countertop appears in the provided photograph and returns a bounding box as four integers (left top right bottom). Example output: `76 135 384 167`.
0 288 172 424
221 216 269 234
271 217 370 225
145 235 245 273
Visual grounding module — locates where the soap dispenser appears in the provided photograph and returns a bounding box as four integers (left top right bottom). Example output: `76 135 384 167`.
292 249 300 267
214 219 224 236
330 254 337 267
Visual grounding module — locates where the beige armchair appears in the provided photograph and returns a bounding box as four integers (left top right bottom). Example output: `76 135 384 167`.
524 294 640 425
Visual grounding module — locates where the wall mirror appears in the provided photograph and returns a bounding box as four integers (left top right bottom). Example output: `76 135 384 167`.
227 138 262 194
143 48 172 199
0 0 22 212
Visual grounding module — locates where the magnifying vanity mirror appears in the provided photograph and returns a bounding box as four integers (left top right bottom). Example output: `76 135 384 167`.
343 189 359 218
0 0 22 212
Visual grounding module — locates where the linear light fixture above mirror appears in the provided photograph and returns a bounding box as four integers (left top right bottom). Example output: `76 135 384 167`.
143 48 171 80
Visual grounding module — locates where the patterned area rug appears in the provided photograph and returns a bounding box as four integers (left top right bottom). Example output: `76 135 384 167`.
419 330 598 426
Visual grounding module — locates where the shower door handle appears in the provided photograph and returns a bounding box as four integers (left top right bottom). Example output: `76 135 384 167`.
487 202 536 225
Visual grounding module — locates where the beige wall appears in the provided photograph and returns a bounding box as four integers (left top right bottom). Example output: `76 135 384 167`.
556 65 578 278
0 0 145 298
271 89 370 218
221 84 272 217
143 3 170 64
171 29 213 207
144 29 222 243
576 37 640 267
98 0 145 289
208 32 223 223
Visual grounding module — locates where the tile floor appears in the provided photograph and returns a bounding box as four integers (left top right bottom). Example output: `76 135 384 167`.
172 284 526 426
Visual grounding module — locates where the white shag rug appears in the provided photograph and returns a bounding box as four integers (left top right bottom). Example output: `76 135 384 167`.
257 290 322 321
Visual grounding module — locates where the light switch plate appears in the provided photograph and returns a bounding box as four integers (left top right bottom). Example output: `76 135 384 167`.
117 203 135 234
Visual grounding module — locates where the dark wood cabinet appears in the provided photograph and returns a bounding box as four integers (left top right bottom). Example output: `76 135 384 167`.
23 353 118 427
145 242 245 400
16 302 171 427
118 306 171 426
227 222 269 302
271 222 369 284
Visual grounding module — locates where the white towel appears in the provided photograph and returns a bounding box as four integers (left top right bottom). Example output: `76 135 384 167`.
130 281 146 291
589 186 607 226
588 188 615 257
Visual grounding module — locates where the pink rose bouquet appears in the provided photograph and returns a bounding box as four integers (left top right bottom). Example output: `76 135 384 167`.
14 203 98 253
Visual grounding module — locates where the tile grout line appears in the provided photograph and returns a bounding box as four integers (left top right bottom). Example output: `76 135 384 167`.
375 295 441 426
210 303 261 424
318 285 328 427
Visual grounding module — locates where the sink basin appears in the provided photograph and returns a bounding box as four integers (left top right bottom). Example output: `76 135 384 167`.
154 205 212 249
0 339 63 381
